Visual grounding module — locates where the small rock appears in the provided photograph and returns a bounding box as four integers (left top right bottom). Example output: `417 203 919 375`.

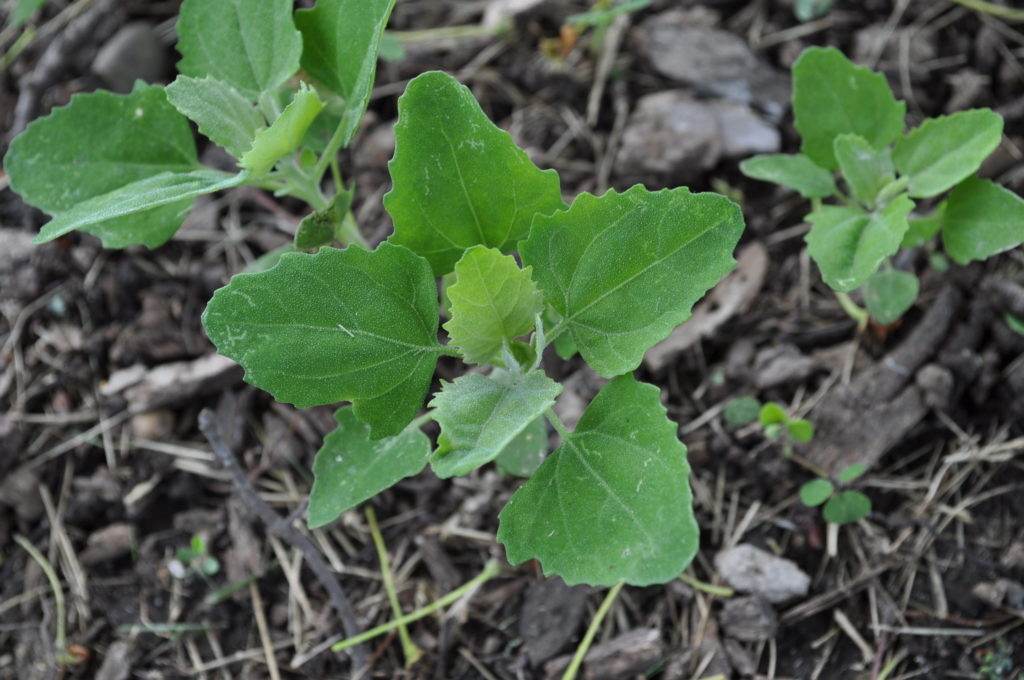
81 523 135 566
719 595 778 641
92 23 169 92
130 409 175 440
714 544 810 603
95 640 133 680
945 69 990 113
754 343 819 389
709 100 780 158
616 91 721 180
915 364 954 409
0 466 44 523
973 579 1024 610
520 578 591 665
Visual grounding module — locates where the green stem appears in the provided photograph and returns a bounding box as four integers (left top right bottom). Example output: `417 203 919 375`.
312 118 351 187
365 507 423 667
562 581 624 680
337 210 369 249
15 534 76 665
544 408 572 441
678 572 734 597
332 561 502 652
834 290 869 331
948 0 1024 20
875 176 909 208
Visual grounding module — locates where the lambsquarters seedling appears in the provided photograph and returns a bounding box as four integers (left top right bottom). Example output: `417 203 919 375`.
4 0 745 587
742 47 1024 327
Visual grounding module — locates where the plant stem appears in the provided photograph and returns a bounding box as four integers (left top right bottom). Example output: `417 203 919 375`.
948 0 1024 20
678 572 734 597
312 118 351 187
332 561 503 653
14 534 76 665
544 408 572 441
365 507 423 667
561 581 624 680
834 290 869 331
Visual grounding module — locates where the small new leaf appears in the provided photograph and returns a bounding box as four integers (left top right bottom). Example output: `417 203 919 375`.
166 75 264 159
787 418 814 443
941 177 1024 265
893 109 1003 199
498 376 699 586
443 246 544 365
792 47 905 169
800 479 834 507
429 371 561 478
833 134 894 206
838 463 867 483
308 407 430 528
386 71 564 275
295 187 354 250
863 269 918 325
295 0 397 148
240 84 324 176
521 185 743 377
805 195 913 292
822 491 871 524
202 243 444 438
176 0 302 99
758 402 788 426
723 396 762 427
739 153 836 199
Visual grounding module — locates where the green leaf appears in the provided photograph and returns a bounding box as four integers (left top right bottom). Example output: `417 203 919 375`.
443 246 544 365
795 0 834 21
34 170 246 247
9 0 48 29
838 463 867 483
175 0 302 99
1006 313 1024 338
498 376 698 586
308 407 430 528
240 83 324 176
385 71 564 276
893 109 1003 199
429 371 561 479
295 187 354 250
940 177 1024 265
822 491 871 524
202 243 444 438
758 402 788 426
833 134 894 206
723 396 762 427
495 417 548 478
863 269 919 324
295 0 396 148
166 75 264 159
787 418 814 443
805 195 913 292
792 47 905 169
800 479 834 507
901 210 944 249
739 153 836 199
5 82 198 214
521 185 743 377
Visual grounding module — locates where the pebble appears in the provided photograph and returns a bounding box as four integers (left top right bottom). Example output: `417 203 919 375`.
714 543 810 603
92 23 169 92
719 595 778 641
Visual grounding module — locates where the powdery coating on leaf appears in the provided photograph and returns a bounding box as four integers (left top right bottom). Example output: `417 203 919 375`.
429 371 561 478
202 243 444 438
498 376 699 586
385 71 564 276
176 0 302 99
308 407 430 528
521 185 744 377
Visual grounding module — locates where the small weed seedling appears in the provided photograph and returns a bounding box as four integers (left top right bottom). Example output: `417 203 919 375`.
742 47 1024 327
170 534 221 580
4 0 746 587
724 396 813 457
799 463 871 525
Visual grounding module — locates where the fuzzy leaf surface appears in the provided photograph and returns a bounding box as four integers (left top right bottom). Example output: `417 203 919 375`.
443 246 544 364
429 371 561 478
941 177 1024 265
295 0 396 147
521 186 743 377
901 210 944 248
308 407 430 528
495 417 548 478
202 243 443 438
833 134 894 206
805 195 913 292
240 84 324 175
793 47 905 169
35 170 245 246
498 375 699 586
738 153 836 198
5 83 197 214
386 71 564 275
176 0 302 99
893 109 1003 198
295 187 353 250
863 269 918 324
166 75 264 159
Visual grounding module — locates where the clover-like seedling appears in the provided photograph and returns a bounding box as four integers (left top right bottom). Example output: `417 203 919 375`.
4 0 747 587
170 535 220 580
741 46 1024 326
799 463 871 525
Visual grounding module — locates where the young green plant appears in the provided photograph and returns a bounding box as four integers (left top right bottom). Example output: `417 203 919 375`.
741 46 1024 327
799 462 872 525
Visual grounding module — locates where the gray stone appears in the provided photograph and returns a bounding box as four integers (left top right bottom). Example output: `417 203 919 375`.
754 343 819 389
719 595 778 641
92 23 168 92
714 544 810 603
710 100 780 158
616 91 721 180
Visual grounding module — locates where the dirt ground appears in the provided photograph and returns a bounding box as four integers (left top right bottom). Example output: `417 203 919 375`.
2 0 1024 678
